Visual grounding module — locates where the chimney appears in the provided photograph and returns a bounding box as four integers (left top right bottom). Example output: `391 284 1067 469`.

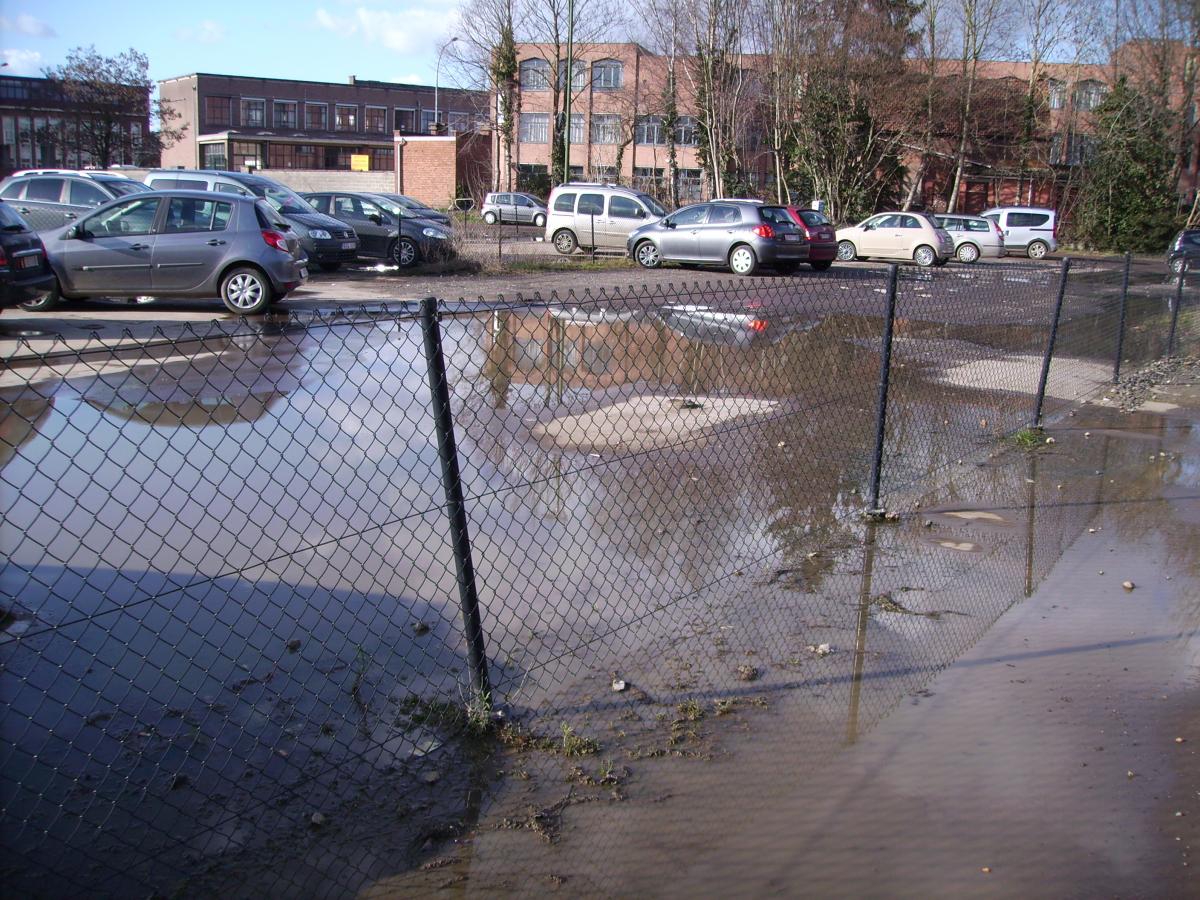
348 75 356 85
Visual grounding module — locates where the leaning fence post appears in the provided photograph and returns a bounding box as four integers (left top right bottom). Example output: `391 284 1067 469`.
1112 250 1132 383
419 297 492 703
1166 261 1185 358
1032 256 1072 428
867 264 899 514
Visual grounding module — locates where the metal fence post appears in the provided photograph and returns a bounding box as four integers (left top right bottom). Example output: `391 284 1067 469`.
1112 250 1132 383
867 264 899 514
1166 262 1185 358
1032 256 1072 428
419 297 492 702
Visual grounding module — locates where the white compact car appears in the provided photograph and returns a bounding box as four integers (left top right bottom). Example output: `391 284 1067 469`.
836 212 955 267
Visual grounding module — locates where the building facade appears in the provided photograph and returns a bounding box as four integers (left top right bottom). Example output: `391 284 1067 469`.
158 73 488 174
0 74 152 178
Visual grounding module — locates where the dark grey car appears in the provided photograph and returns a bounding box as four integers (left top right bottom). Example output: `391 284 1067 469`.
303 192 454 268
0 171 151 231
375 193 453 228
33 190 308 315
628 201 810 275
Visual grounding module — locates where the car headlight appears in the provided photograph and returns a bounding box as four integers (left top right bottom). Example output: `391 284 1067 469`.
422 227 448 239
308 229 332 240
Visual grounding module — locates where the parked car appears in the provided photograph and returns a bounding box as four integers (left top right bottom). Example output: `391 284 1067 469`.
629 200 810 275
546 183 667 254
142 169 358 272
785 207 837 270
375 193 453 228
1167 229 1200 275
29 190 307 315
480 192 547 227
302 191 453 268
0 200 55 309
836 212 954 266
0 170 151 231
979 206 1057 259
933 213 1006 263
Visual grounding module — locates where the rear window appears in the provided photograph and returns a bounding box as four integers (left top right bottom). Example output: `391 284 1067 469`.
164 198 234 233
797 210 831 227
1009 212 1050 227
0 202 28 229
758 206 794 225
148 178 177 189
25 178 64 202
69 180 109 208
966 219 990 232
553 192 576 213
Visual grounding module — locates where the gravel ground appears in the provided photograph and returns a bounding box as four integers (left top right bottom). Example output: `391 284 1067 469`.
1111 355 1200 411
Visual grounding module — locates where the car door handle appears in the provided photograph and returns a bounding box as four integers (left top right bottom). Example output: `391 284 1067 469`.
64 212 78 220
207 239 226 246
17 207 31 214
130 243 151 250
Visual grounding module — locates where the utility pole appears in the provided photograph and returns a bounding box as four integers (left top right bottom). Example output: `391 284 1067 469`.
563 0 574 183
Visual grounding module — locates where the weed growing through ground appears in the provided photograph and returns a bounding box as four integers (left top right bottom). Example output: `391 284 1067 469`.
676 699 704 722
1011 427 1043 450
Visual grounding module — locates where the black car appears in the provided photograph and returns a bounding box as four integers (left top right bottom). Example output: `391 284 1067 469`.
0 200 55 309
302 192 454 268
1168 229 1199 275
0 170 151 231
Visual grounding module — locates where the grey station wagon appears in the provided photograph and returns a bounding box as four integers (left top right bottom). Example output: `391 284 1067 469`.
0 170 151 231
32 190 308 315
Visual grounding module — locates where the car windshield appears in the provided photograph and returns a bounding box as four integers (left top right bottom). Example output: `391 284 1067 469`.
388 194 433 211
99 179 150 197
240 177 316 214
638 193 666 217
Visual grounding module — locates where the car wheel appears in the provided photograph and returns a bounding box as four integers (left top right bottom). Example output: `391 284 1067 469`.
810 260 833 271
776 261 800 275
533 213 546 228
220 267 274 315
394 236 420 268
19 277 63 312
956 242 980 264
634 240 662 269
483 211 497 225
728 244 759 276
318 262 341 273
913 245 937 267
1170 256 1186 275
1027 240 1049 260
836 240 857 262
552 229 578 255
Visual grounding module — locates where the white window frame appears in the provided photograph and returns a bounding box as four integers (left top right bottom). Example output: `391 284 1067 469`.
592 60 623 91
591 114 621 145
519 59 550 91
519 112 549 143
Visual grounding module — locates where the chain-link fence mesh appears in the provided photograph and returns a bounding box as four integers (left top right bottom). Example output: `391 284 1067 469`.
1 258 1195 895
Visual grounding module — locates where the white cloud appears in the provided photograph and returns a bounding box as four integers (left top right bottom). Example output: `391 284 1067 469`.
0 48 43 74
314 5 459 56
175 20 226 45
0 14 56 38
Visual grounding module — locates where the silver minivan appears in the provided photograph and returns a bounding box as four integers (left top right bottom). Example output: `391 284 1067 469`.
545 183 667 254
980 206 1058 259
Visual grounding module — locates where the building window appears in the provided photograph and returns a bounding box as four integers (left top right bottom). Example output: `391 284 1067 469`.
447 111 471 133
268 143 299 168
204 96 232 127
370 147 394 170
590 164 617 180
201 143 227 169
1073 80 1107 111
592 60 623 91
231 140 262 170
635 116 666 145
519 112 549 143
240 98 265 128
335 104 358 131
1047 79 1065 110
273 101 298 128
364 106 388 133
591 114 621 144
305 103 328 131
565 113 584 143
674 116 699 146
557 60 586 91
395 108 416 133
420 109 437 133
519 58 550 91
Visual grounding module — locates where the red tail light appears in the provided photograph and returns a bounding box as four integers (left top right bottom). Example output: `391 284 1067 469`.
752 224 775 239
0 246 7 267
261 230 290 252
748 318 769 333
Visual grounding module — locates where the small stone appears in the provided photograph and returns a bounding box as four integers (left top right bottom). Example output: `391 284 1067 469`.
1084 431 1091 437
1127 770 1136 778
310 812 327 828
981 867 992 874
611 678 627 692
1088 528 1096 534
1176 737 1187 744
1099 570 1105 575
735 664 759 682
412 621 431 636
1122 581 1135 591
286 638 302 653
1045 436 1056 444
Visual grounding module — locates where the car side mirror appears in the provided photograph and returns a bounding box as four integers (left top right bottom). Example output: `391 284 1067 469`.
368 213 383 225
65 224 82 240
864 223 875 231
664 219 676 229
636 209 646 218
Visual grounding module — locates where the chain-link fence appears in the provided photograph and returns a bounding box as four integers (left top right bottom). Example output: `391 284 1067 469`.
1 259 1195 895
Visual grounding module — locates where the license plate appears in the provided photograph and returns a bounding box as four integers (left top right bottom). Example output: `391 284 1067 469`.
17 254 39 269
783 233 799 242
299 267 308 279
341 241 356 250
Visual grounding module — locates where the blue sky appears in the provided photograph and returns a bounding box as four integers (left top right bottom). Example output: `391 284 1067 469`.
0 1 467 87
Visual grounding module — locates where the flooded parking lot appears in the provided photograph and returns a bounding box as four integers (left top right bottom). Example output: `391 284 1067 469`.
1 262 1196 895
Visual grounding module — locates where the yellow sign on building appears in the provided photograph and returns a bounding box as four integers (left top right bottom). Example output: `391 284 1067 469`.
350 154 370 172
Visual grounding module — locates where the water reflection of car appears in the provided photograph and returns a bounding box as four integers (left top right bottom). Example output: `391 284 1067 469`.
302 191 453 268
0 200 55 309
1167 229 1199 275
654 303 820 348
31 191 308 315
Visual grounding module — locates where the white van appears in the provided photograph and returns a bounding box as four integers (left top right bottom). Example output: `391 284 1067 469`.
545 183 667 254
979 206 1058 259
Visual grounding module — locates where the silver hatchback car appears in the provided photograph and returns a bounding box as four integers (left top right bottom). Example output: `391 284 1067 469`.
32 190 308 315
628 200 810 275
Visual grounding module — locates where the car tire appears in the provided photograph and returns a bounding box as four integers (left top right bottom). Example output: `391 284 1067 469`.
19 277 63 312
913 245 937 267
956 242 980 264
728 244 759 276
220 266 274 316
634 240 662 269
552 229 578 255
533 213 546 228
1027 240 1049 260
810 260 833 271
836 240 857 262
1170 256 1186 275
318 262 341 273
483 211 497 225
776 261 800 275
394 237 420 268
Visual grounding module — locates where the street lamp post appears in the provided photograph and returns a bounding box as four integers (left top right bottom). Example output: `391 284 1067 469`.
434 37 459 134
